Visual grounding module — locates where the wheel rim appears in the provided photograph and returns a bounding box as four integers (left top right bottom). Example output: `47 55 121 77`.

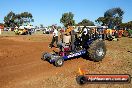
96 48 104 57
43 53 47 59
80 78 85 84
43 54 46 59
57 59 63 65
80 77 86 84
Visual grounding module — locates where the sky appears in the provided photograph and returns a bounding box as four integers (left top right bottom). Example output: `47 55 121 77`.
0 0 132 26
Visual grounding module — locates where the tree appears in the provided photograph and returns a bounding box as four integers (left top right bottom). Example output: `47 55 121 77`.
77 19 95 26
96 7 124 28
56 26 61 29
95 17 109 26
4 11 16 27
119 21 132 29
127 21 132 29
60 12 75 27
119 23 127 29
104 7 124 28
15 12 33 26
104 7 124 18
40 24 44 28
4 11 34 27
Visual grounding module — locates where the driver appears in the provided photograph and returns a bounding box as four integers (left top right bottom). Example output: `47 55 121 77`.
81 26 90 49
63 32 71 47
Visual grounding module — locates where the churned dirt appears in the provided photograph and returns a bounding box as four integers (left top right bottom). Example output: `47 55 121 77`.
0 35 132 88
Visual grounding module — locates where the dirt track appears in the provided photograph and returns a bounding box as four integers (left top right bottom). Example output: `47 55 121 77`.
0 35 132 88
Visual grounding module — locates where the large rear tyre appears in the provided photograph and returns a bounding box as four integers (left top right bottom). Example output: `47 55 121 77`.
88 40 106 61
54 57 64 67
76 75 87 85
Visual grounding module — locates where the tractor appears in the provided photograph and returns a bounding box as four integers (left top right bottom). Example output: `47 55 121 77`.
41 26 107 67
14 28 28 35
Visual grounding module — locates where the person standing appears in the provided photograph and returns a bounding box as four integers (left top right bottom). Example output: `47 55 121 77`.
81 26 90 49
28 28 32 35
70 27 76 51
65 26 77 51
49 25 58 48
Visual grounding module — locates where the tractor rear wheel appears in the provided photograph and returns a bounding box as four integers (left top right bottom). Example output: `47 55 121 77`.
88 40 106 61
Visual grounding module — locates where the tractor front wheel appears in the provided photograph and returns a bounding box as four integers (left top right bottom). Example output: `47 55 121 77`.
54 57 64 67
41 52 48 61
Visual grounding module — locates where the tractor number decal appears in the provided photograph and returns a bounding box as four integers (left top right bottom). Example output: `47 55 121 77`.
67 52 81 58
67 51 86 58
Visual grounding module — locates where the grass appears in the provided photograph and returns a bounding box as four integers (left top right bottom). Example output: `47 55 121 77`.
0 31 15 36
0 31 53 42
0 31 61 42
0 31 44 36
32 31 43 35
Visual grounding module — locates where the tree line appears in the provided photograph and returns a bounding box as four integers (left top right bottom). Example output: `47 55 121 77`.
60 7 132 29
4 11 33 27
2 7 132 29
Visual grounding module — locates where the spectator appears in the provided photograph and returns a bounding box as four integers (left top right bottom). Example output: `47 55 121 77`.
65 26 76 51
81 26 89 49
49 26 58 48
28 28 32 35
114 30 118 38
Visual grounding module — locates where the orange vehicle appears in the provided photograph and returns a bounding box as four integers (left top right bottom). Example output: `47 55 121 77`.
14 28 28 35
118 30 124 38
106 29 113 35
65 26 74 33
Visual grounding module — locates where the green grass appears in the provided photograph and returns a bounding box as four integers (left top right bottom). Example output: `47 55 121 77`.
0 31 44 36
32 31 43 35
0 31 15 36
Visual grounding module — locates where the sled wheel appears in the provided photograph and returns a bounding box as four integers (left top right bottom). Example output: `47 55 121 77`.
76 75 87 85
